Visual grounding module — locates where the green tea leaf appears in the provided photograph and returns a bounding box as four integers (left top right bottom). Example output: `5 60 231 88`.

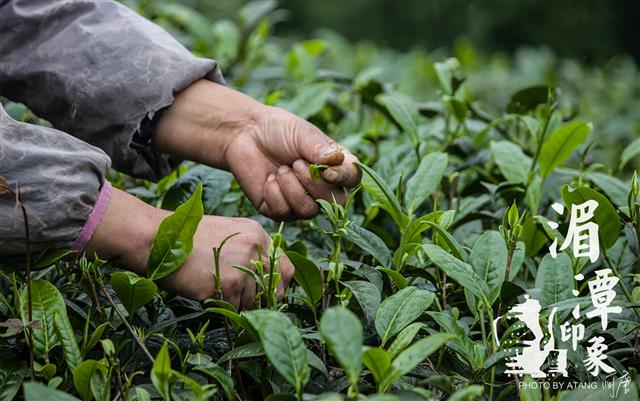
375 287 435 346
561 185 621 249
73 360 107 401
423 221 468 261
20 280 75 364
0 359 25 401
376 94 416 133
343 280 381 325
427 311 485 370
444 96 468 123
387 322 424 358
376 268 409 290
383 333 454 388
433 58 460 95
588 171 629 208
196 362 235 400
23 382 81 401
507 85 555 114
244 310 309 394
447 385 484 401
162 165 232 214
619 137 640 169
288 251 323 307
539 121 591 177
218 342 265 364
151 343 172 401
535 253 574 307
111 271 158 316
148 183 204 281
490 141 532 184
320 307 363 385
344 223 392 267
469 231 508 303
357 162 406 227
362 347 391 386
422 244 490 305
283 82 334 119
54 311 81 372
404 152 448 214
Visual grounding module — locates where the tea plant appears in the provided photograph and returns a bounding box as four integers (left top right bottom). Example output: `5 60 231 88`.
1 1 639 401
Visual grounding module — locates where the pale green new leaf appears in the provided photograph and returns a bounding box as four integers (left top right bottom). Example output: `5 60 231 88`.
284 82 334 119
53 311 81 372
387 322 424 359
196 362 235 400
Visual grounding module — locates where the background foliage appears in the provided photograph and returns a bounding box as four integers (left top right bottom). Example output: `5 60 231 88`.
1 1 639 401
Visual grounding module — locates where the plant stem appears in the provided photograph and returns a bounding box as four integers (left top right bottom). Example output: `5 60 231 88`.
85 269 107 321
101 287 155 364
16 186 35 381
527 104 556 182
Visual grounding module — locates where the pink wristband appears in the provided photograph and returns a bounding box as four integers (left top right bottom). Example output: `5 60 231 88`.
71 181 113 251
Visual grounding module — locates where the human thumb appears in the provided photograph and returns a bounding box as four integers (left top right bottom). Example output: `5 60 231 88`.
295 122 344 166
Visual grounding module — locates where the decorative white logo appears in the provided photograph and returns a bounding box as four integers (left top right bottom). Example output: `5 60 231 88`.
495 200 626 382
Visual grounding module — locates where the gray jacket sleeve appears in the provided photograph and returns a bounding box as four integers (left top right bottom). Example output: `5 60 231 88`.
0 104 111 260
0 0 224 181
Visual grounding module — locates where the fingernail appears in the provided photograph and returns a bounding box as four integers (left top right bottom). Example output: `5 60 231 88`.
267 173 276 182
323 147 341 157
277 165 290 175
324 169 339 181
292 159 306 171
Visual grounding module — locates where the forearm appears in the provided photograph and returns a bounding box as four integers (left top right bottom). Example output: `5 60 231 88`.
152 80 264 170
84 187 167 276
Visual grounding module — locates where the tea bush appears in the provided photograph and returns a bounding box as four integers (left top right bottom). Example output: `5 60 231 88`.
1 2 639 401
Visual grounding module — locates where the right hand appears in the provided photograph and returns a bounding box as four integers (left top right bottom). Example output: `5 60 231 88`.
161 215 295 308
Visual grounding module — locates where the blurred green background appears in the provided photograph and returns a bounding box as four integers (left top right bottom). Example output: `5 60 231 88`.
278 0 640 64
161 0 640 64
130 0 638 171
